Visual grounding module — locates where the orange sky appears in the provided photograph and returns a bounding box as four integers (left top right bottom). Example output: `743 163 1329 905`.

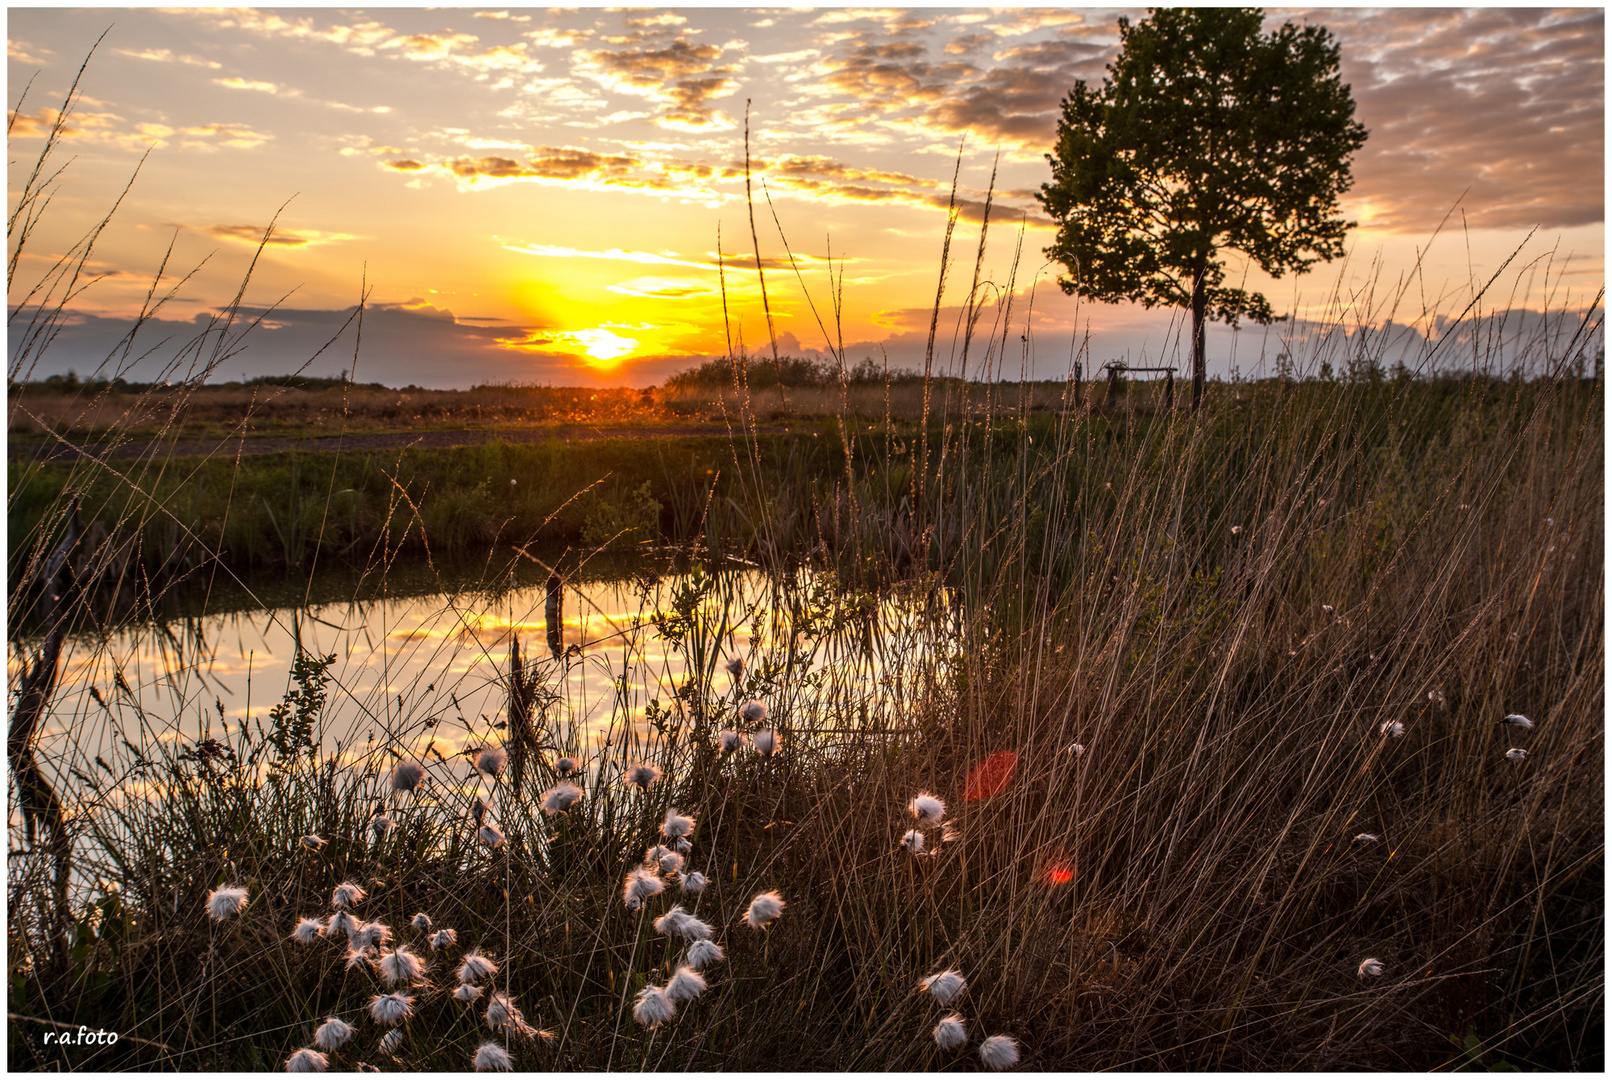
8 6 1604 387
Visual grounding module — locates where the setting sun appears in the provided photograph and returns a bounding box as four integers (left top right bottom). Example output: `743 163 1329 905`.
572 328 639 367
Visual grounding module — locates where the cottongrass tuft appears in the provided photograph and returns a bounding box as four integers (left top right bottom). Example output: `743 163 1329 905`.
300 835 327 852
665 965 707 1003
286 1047 328 1072
744 890 785 929
979 1034 1020 1070
368 992 414 1025
430 928 458 950
555 756 578 776
751 729 779 757
679 871 708 894
623 866 665 910
1501 713 1535 730
332 882 366 909
674 837 692 854
940 825 961 844
718 729 746 753
473 1041 513 1072
411 912 432 933
741 699 768 724
472 796 492 825
933 1013 967 1052
624 761 664 789
345 945 375 972
327 911 357 939
379 1027 404 1055
1506 747 1529 763
457 950 498 983
206 885 249 922
662 808 696 840
1358 957 1385 978
910 792 945 826
291 917 325 944
685 937 724 969
632 984 676 1028
724 656 746 680
901 829 926 855
1380 721 1406 738
351 921 393 950
454 983 485 1003
485 992 519 1030
476 747 507 777
654 905 714 941
378 945 427 986
390 761 425 793
369 815 396 839
541 782 584 815
480 823 506 850
1353 833 1381 845
919 969 966 1004
313 1017 354 1051
658 849 685 874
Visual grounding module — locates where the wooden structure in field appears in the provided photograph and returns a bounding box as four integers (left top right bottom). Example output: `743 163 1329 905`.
1100 362 1178 408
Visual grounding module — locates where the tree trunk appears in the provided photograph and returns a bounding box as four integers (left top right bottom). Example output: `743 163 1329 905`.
1190 257 1207 411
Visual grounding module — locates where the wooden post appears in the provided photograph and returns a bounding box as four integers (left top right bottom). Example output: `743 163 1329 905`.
1165 370 1174 410
545 574 563 659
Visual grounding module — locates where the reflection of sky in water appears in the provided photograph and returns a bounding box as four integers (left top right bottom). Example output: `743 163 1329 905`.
10 569 946 823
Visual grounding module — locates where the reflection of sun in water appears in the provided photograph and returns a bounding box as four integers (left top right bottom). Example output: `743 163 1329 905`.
571 328 638 367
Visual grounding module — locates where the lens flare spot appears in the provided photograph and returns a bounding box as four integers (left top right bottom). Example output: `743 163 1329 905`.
963 751 1018 801
1044 862 1074 886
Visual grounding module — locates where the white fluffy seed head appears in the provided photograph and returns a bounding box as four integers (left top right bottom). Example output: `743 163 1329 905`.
476 747 507 777
665 965 707 1003
378 946 426 986
390 761 424 793
332 882 365 909
291 917 324 944
979 1034 1020 1070
740 700 768 724
327 911 357 939
300 834 327 852
933 1013 967 1052
480 823 506 850
411 912 432 933
345 945 374 972
686 937 724 968
486 992 523 1031
751 729 779 757
658 849 685 874
724 656 746 679
474 1041 513 1072
286 1047 328 1073
541 783 583 815
351 921 393 950
910 792 945 825
555 756 578 776
674 836 692 854
661 809 695 840
1506 747 1529 762
378 1027 404 1055
1353 833 1381 845
744 890 784 929
901 829 926 855
430 928 458 950
312 1017 354 1051
457 950 498 983
368 992 414 1026
454 983 485 1003
632 985 676 1028
206 886 249 921
623 867 665 910
679 871 708 894
471 796 492 825
1358 957 1385 978
718 729 746 753
1502 713 1534 730
369 815 395 839
624 761 663 790
1380 721 1406 738
919 969 966 1004
653 905 690 935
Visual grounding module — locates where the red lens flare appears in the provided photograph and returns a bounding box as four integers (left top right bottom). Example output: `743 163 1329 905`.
1044 862 1074 886
963 751 1019 801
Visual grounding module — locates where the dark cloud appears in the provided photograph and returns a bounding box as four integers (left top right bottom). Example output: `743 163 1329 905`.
206 224 319 247
584 37 737 126
443 147 641 181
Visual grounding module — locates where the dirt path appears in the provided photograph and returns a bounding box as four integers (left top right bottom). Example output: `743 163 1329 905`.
13 422 795 464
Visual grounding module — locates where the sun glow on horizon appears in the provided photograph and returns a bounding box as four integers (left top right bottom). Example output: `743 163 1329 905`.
570 327 639 367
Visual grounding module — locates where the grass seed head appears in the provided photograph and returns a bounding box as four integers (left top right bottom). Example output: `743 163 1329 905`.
541 782 583 815
474 1041 513 1072
430 928 458 950
471 796 492 825
724 656 745 680
327 911 357 938
378 1027 404 1055
291 917 325 944
632 984 676 1028
1501 713 1535 730
751 729 779 757
457 950 498 983
718 730 746 753
486 992 523 1031
741 699 768 724
410 912 432 933
979 1034 1020 1070
300 834 327 852
910 792 945 825
919 969 966 1004
205 885 248 921
901 829 926 855
623 866 665 910
661 808 695 839
624 761 663 789
286 1047 329 1073
454 983 485 1003
368 992 414 1025
480 823 506 850
345 945 376 972
679 870 709 894
933 1013 967 1052
378 945 427 986
666 965 708 1003
369 815 395 839
332 882 366 909
1506 747 1529 762
1358 957 1385 978
476 747 507 777
351 921 393 950
1353 833 1381 845
1380 721 1406 738
744 890 784 929
390 761 424 793
686 937 724 968
313 1018 354 1051
555 756 578 776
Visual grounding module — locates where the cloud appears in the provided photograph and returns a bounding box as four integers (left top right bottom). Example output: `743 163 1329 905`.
580 38 739 129
202 225 358 248
214 76 281 94
115 47 222 69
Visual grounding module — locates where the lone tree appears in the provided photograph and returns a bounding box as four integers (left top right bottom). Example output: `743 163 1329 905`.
1037 8 1368 409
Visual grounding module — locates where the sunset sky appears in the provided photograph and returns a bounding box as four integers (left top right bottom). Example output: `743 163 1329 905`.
8 6 1605 387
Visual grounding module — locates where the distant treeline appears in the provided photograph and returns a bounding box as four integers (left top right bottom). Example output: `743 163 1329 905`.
664 354 924 389
10 371 388 394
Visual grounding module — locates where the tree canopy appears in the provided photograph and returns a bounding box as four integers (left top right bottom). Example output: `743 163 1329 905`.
1037 7 1368 407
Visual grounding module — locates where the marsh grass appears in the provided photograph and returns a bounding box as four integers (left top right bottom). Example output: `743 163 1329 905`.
7 67 1604 1072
